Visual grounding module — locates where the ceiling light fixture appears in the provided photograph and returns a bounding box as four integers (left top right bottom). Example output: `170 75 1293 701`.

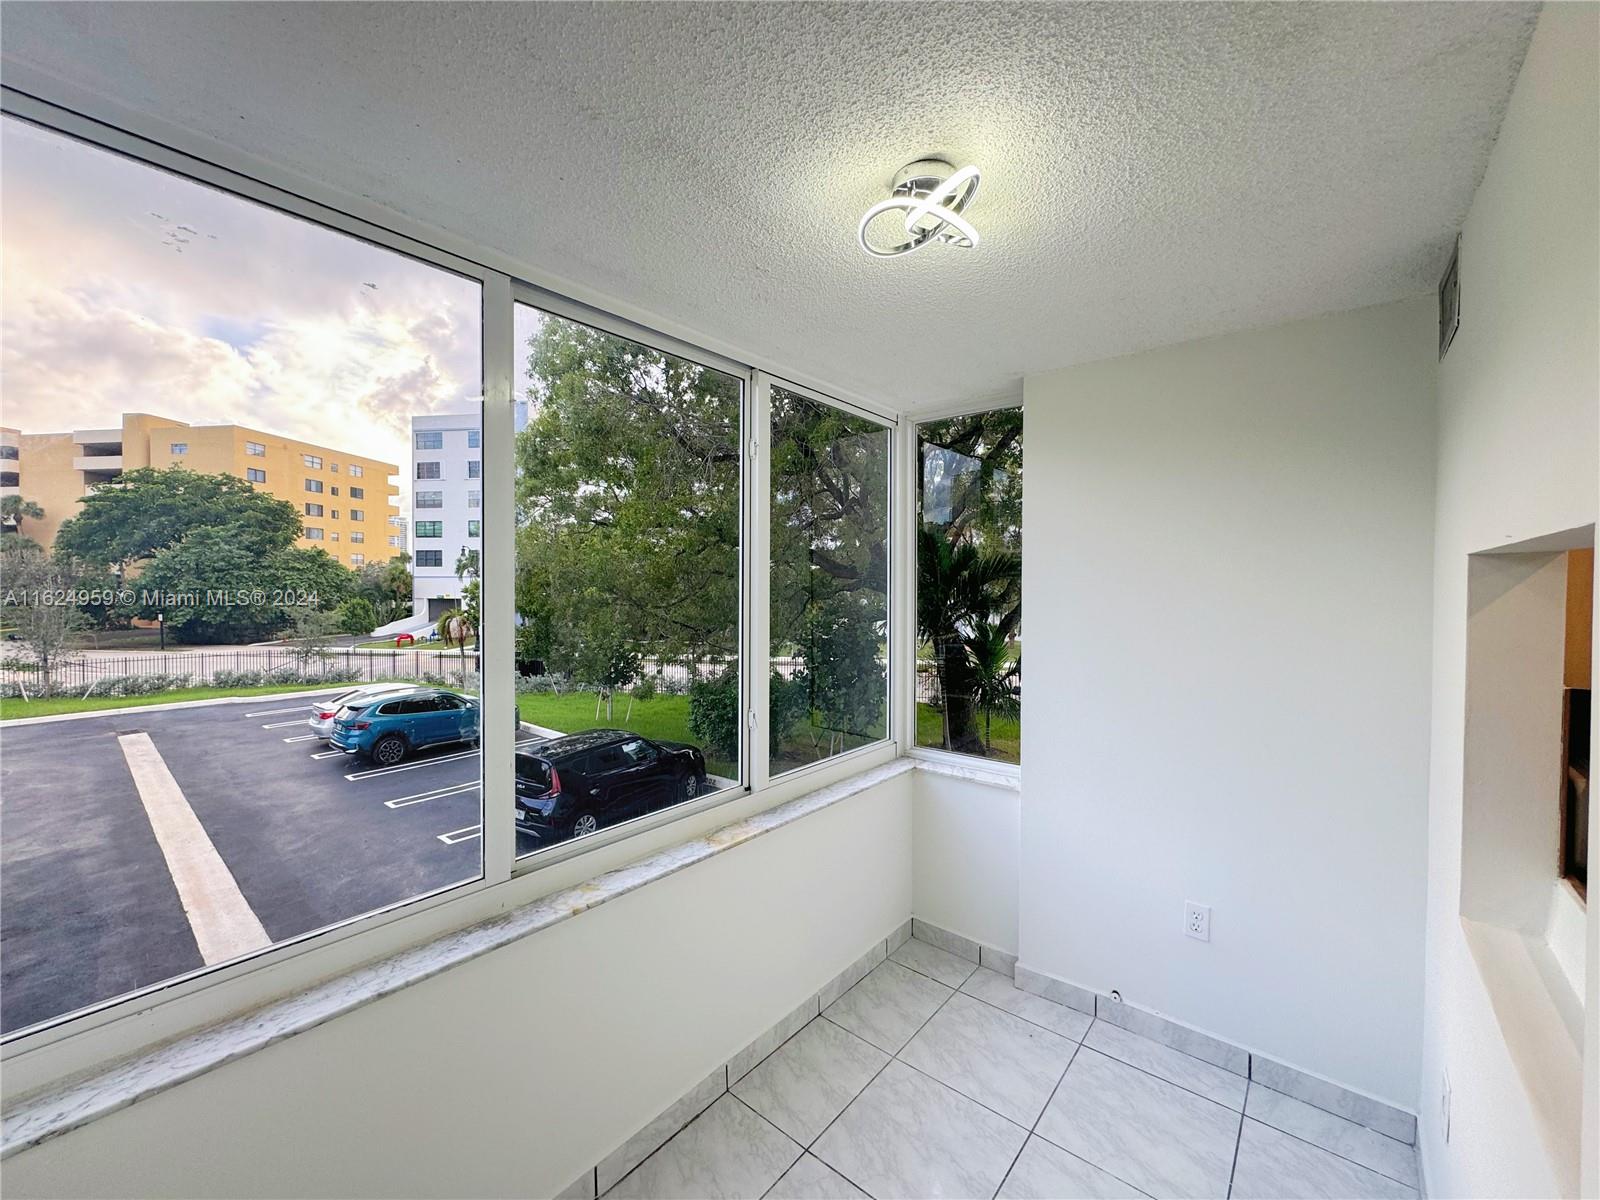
858 159 981 258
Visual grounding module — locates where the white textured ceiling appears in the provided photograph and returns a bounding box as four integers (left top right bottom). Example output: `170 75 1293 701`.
1 2 1537 411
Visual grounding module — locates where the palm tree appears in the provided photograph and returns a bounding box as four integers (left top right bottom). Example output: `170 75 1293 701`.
916 525 1020 755
963 623 1020 754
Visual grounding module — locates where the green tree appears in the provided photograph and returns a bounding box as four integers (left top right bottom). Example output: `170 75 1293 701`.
964 622 1020 754
335 595 379 635
56 466 302 575
353 553 413 626
514 315 740 681
0 539 84 695
0 495 46 541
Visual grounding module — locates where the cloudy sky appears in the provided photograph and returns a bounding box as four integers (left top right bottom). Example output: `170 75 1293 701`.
0 115 485 504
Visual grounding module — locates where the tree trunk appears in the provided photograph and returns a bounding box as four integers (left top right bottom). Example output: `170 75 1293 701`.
936 640 984 755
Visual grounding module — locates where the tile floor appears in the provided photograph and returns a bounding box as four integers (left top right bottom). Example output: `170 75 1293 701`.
600 935 1421 1199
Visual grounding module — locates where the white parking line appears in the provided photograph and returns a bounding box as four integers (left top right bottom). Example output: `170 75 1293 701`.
282 734 319 744
245 705 319 718
309 749 346 760
343 748 479 781
260 719 309 730
117 733 271 966
386 782 479 810
437 824 482 845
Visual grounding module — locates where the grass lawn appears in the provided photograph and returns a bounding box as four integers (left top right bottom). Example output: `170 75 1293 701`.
916 701 1020 764
353 638 480 651
0 681 352 721
514 690 740 772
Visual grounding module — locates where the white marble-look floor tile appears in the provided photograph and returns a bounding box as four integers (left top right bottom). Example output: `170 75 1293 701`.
961 967 1094 1041
899 992 1078 1126
812 1060 1027 1199
891 936 979 987
1245 1084 1418 1187
1035 1048 1239 1200
1231 1118 1418 1200
763 1153 869 1200
1083 1020 1247 1110
732 1017 888 1144
997 1136 1150 1200
822 960 952 1054
603 1094 801 1200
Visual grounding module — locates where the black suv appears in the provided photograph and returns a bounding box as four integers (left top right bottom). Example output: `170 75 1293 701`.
515 729 709 842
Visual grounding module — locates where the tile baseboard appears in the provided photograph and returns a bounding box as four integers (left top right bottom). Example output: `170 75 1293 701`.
909 917 1018 978
1010 960 1418 1147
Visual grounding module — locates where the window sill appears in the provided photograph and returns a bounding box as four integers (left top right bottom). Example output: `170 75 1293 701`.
0 756 916 1160
910 748 1021 792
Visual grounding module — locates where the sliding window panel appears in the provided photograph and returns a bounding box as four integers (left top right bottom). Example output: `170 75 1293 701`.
769 387 891 777
511 302 743 858
0 114 485 1039
915 409 1023 764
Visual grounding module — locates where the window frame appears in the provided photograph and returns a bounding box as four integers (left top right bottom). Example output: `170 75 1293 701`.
903 399 1024 780
0 88 905 1074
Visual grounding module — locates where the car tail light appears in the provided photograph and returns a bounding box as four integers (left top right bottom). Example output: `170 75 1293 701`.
548 767 562 796
351 721 370 731
317 710 335 720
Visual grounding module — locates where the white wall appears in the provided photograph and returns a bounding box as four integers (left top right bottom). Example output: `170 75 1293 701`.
1020 296 1438 1108
912 771 1020 953
1 773 914 1198
1422 3 1600 1196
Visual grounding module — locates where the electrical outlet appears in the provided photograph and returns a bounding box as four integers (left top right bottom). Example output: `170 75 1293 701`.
1184 902 1211 942
1441 1070 1452 1143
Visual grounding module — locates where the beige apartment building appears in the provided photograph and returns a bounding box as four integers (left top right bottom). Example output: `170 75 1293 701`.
0 413 400 566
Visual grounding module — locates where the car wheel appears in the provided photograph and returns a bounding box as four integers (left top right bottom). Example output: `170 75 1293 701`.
371 734 407 767
681 774 700 801
570 812 600 838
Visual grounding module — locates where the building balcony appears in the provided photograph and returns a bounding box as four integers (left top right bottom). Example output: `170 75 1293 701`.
73 454 124 472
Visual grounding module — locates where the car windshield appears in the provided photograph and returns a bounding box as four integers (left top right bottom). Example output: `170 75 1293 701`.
516 755 553 792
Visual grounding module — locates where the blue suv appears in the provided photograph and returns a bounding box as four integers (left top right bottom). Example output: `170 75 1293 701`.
330 687 480 765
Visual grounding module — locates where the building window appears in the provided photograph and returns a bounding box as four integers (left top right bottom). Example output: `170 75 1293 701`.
416 462 441 480
915 409 1022 764
0 445 19 460
467 490 481 509
415 521 443 538
349 486 365 499
304 503 323 517
0 112 484 1041
330 509 340 520
331 486 339 496
415 430 443 450
769 387 891 776
468 520 480 538
330 532 339 541
350 554 364 566
511 302 741 860
467 430 481 449
467 460 481 479
329 462 340 473
388 535 406 548
350 531 365 544
348 464 364 477
415 491 443 509
350 508 364 521
415 549 443 568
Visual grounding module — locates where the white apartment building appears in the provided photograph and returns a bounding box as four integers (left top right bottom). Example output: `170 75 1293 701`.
409 403 526 621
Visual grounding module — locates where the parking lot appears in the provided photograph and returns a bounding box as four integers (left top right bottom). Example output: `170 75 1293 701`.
0 691 547 1036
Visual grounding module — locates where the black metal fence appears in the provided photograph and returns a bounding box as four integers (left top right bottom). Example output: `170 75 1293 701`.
2 647 481 695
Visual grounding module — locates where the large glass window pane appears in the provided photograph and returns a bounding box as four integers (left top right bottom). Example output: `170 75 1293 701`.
770 387 890 775
915 409 1022 763
0 116 484 1037
511 303 741 857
